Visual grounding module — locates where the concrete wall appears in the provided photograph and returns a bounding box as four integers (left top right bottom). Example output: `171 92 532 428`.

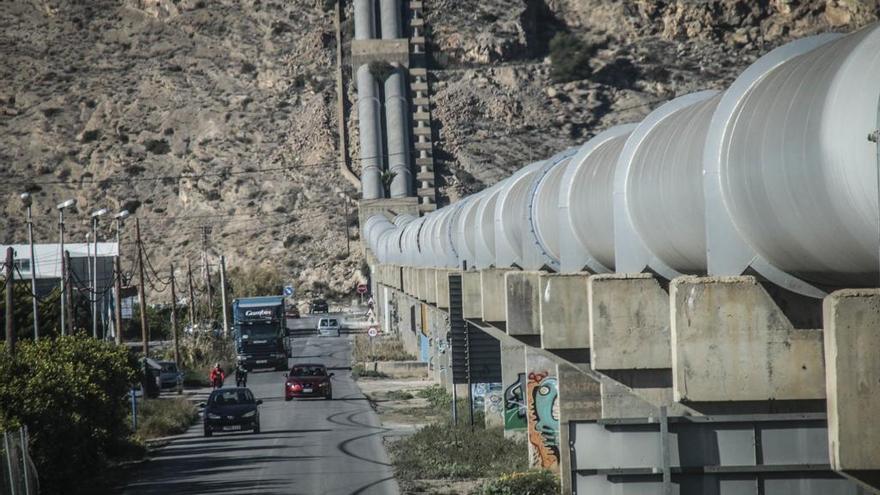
670 276 825 402
824 289 880 489
539 273 590 350
505 271 542 336
557 363 601 495
588 274 671 370
480 269 509 323
435 269 452 309
500 340 527 439
524 348 560 472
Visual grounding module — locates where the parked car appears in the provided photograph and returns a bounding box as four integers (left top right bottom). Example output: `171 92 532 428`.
202 387 262 437
158 361 184 392
284 363 333 400
317 317 341 337
286 305 301 319
309 299 329 314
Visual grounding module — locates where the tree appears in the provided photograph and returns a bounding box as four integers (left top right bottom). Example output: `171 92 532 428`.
548 32 595 83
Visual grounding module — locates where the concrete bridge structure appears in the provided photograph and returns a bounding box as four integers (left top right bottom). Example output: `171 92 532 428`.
360 23 880 495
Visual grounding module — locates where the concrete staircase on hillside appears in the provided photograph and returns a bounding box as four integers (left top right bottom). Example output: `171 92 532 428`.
408 0 437 213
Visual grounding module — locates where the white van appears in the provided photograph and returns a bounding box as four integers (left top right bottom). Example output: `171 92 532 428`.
317 317 341 337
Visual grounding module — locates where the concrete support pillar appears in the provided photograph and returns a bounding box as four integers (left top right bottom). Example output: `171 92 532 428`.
461 271 482 320
480 269 509 324
357 64 383 199
423 268 437 304
525 348 561 473
353 0 375 40
670 276 825 403
435 269 453 309
501 340 527 439
379 0 401 39
557 363 601 495
504 271 542 339
385 66 412 198
539 274 590 351
823 289 880 490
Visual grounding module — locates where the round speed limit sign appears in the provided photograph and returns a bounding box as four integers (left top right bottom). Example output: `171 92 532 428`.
368 327 379 337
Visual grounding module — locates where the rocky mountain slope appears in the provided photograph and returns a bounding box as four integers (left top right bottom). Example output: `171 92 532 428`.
1 0 877 297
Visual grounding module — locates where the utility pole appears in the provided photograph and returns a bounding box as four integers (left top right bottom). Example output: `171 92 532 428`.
114 256 123 345
64 251 74 333
187 260 196 329
219 255 229 338
170 264 180 368
135 219 149 358
201 226 213 317
21 193 39 341
5 247 15 355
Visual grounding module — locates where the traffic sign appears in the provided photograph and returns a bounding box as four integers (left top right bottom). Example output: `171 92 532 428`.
283 285 295 297
357 283 368 295
368 327 378 337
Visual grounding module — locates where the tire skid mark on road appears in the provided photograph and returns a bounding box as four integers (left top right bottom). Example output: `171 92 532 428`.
336 427 394 467
349 475 398 495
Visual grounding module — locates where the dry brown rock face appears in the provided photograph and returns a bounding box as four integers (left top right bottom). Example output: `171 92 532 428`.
0 0 362 299
0 0 877 293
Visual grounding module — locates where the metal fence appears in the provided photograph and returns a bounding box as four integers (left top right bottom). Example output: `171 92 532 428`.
0 427 38 495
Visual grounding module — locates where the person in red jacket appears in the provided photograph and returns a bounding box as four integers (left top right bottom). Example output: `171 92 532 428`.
209 363 225 389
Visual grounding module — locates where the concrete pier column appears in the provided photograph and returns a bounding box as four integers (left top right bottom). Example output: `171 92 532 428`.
379 0 402 39
505 271 542 341
357 64 383 199
353 0 375 40
823 289 880 491
500 340 527 439
524 349 561 472
385 65 412 198
670 276 825 404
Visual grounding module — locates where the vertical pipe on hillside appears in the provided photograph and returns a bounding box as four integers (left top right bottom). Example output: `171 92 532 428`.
385 65 412 198
353 0 375 40
379 0 401 39
358 64 384 199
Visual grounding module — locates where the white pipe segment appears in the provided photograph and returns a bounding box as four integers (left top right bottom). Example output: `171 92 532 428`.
452 194 485 269
494 161 546 267
475 184 504 269
379 0 402 39
353 0 375 40
357 65 384 199
707 25 880 293
524 148 579 270
614 91 722 279
364 215 395 260
371 25 880 294
559 125 636 273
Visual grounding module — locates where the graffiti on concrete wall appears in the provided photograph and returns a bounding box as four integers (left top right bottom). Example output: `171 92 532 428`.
504 373 527 430
527 371 559 470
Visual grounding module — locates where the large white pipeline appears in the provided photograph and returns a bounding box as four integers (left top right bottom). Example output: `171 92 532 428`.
366 24 880 295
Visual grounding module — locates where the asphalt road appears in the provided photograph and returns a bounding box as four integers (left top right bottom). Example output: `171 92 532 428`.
123 335 400 495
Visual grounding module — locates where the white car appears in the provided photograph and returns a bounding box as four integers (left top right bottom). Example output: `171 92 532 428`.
317 317 341 337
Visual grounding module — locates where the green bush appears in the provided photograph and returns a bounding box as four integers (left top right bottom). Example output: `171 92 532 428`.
475 470 559 495
549 32 595 83
0 334 138 494
137 398 198 440
390 423 527 481
353 335 415 362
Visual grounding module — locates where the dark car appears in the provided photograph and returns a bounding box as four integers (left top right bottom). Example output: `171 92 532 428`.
202 388 263 437
286 305 301 319
284 363 334 400
158 361 184 392
309 299 329 314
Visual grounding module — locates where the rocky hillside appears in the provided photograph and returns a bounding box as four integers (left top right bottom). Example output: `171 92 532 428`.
0 0 358 299
1 0 877 298
427 0 879 199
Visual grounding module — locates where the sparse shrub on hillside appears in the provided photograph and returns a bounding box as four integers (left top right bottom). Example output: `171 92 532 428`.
549 32 595 83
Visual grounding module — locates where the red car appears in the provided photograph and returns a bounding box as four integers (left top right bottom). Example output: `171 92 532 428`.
284 363 334 400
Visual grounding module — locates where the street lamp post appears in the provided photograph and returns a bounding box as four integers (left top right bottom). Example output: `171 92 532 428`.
113 210 129 343
57 199 76 336
90 208 108 338
20 193 39 341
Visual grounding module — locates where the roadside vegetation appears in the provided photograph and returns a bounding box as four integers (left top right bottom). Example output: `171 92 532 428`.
352 334 415 362
475 470 559 495
135 398 199 440
164 331 236 386
0 334 139 494
388 385 528 491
